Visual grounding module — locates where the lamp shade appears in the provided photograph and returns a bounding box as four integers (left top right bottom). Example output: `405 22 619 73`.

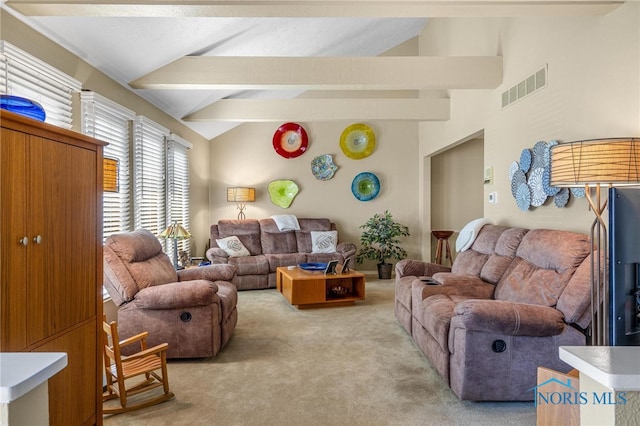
103 157 119 192
159 221 191 240
550 138 640 187
227 187 256 203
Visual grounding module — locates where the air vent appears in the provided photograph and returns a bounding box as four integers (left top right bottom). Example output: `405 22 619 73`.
501 65 547 108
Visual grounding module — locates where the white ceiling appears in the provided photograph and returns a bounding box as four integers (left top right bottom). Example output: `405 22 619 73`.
1 1 624 140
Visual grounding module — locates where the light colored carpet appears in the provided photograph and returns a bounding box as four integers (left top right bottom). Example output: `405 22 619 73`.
104 275 536 425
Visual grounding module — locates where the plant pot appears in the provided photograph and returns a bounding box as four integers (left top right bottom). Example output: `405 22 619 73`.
377 263 393 280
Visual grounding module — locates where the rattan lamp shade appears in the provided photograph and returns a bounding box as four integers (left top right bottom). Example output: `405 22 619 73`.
550 138 640 186
227 187 256 202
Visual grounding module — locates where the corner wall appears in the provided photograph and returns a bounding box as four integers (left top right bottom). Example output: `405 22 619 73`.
419 2 640 257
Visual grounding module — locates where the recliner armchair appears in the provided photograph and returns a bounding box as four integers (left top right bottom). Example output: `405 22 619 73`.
103 229 238 359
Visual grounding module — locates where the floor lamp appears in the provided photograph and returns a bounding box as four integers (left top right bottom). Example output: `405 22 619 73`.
550 137 640 346
159 221 191 269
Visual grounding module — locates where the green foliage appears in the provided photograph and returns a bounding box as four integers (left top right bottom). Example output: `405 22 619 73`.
355 210 410 265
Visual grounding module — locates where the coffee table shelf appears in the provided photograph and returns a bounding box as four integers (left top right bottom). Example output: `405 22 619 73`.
276 267 366 309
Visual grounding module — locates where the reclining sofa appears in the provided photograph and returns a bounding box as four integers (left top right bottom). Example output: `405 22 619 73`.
395 224 594 401
206 218 356 290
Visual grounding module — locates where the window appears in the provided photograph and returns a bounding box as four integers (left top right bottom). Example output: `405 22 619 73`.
0 40 80 129
4 41 193 265
133 116 169 239
167 135 192 256
80 91 136 239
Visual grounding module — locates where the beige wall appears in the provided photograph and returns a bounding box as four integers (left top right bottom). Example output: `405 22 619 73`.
1 10 212 254
419 2 640 257
208 119 421 270
207 38 422 270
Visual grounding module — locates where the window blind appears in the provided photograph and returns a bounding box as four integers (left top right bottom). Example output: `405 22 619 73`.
0 40 80 129
167 134 192 257
133 116 169 239
80 91 136 239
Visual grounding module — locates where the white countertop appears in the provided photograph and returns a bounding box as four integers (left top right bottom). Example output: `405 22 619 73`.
559 346 640 391
0 352 68 403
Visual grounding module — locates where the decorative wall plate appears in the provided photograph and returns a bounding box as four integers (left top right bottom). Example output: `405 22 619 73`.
511 169 526 198
519 149 532 173
340 123 376 159
508 161 519 181
532 141 547 170
351 172 380 201
528 167 546 207
542 167 560 196
516 183 531 211
571 187 586 198
273 122 308 158
554 187 570 208
267 180 299 208
311 154 338 181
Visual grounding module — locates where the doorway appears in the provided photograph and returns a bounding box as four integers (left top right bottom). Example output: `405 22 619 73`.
430 136 484 263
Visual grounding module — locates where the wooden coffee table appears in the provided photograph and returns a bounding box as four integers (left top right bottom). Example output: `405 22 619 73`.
276 266 366 309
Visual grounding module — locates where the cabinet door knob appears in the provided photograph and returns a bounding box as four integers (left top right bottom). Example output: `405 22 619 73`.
19 236 29 246
33 235 42 244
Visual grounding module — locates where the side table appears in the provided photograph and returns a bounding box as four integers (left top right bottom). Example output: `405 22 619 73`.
432 230 454 266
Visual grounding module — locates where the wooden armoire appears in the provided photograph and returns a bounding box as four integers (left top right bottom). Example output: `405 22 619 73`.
1 110 104 425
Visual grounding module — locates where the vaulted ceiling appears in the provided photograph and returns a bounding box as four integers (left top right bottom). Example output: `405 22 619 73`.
1 1 624 140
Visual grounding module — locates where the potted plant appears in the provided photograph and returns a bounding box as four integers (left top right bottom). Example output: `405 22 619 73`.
355 210 410 279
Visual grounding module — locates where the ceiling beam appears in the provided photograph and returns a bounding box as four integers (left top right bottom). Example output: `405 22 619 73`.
183 98 450 122
4 0 624 17
130 56 502 90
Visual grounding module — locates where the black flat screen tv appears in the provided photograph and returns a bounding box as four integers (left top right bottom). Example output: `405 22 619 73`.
608 187 640 346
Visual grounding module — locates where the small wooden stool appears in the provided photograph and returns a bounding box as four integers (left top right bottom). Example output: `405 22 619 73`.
432 230 454 266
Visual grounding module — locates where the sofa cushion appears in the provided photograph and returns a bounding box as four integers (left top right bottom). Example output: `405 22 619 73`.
107 228 165 263
264 253 307 272
259 218 298 254
227 255 269 275
127 253 178 290
451 225 508 276
103 245 138 304
306 253 342 264
479 228 528 284
557 250 598 328
311 230 338 253
216 236 251 257
418 294 470 353
494 229 591 307
295 218 333 253
216 219 263 255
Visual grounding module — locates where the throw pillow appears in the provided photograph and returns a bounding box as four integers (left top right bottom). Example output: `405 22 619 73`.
456 218 492 252
311 230 338 254
216 236 250 257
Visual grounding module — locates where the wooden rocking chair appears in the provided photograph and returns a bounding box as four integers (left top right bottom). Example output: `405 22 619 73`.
102 316 175 415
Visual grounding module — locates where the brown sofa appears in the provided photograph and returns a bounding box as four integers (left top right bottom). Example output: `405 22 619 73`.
395 224 594 401
104 229 238 359
206 218 356 290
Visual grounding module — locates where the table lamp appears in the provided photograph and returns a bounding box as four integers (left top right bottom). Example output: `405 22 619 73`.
159 221 191 269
